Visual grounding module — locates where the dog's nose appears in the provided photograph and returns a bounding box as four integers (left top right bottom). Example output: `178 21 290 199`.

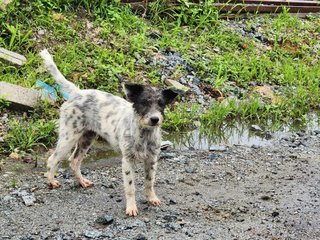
150 117 159 125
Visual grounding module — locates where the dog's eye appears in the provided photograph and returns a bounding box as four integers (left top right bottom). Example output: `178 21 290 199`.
158 99 165 108
144 100 152 106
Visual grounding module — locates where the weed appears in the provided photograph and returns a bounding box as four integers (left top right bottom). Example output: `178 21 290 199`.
10 178 17 188
1 118 56 153
0 98 10 111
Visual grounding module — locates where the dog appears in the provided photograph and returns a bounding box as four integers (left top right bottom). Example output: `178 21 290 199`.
39 49 177 216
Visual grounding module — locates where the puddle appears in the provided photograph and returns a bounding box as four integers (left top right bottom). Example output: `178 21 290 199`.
82 114 320 159
164 113 320 150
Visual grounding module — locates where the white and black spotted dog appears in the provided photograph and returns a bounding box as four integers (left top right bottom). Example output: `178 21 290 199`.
39 49 178 216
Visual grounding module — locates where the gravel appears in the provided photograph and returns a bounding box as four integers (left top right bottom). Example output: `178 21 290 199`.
0 130 320 239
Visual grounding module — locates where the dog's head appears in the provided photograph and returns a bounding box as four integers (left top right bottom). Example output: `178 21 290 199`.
124 83 178 128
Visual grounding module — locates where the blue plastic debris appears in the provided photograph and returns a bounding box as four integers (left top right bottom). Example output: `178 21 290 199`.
36 79 58 101
54 84 69 100
36 79 69 101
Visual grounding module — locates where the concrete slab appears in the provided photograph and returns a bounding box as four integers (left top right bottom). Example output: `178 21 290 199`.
0 48 27 66
0 82 41 110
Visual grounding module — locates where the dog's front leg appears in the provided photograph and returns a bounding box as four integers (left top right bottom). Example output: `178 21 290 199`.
144 157 161 206
122 157 138 216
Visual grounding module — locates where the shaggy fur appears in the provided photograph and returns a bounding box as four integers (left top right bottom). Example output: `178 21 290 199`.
39 49 177 216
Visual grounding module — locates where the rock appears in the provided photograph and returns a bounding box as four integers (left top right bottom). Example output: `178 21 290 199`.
3 195 15 202
251 144 260 149
95 214 114 225
0 82 41 110
209 145 227 152
16 190 29 197
250 125 262 132
9 152 21 160
160 140 173 150
253 85 279 103
84 230 103 239
185 167 196 173
271 211 280 217
165 79 189 92
0 47 27 65
169 199 177 205
22 195 36 206
124 219 146 230
260 195 271 201
134 233 148 240
210 153 218 160
160 152 177 159
191 85 202 95
165 222 182 231
163 215 177 222
313 130 320 135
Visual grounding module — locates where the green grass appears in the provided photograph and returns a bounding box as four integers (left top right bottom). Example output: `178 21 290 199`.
0 118 57 153
0 0 320 153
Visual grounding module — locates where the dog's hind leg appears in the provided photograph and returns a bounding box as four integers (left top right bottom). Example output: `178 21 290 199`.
47 132 81 188
144 158 161 206
69 130 96 188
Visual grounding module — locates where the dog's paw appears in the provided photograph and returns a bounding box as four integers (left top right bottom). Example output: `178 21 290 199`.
126 205 139 217
148 196 161 206
49 180 61 189
78 178 93 188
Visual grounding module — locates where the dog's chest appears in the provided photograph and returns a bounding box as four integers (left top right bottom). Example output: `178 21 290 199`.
131 132 161 160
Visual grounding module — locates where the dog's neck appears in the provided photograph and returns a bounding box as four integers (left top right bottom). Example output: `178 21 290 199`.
138 126 160 139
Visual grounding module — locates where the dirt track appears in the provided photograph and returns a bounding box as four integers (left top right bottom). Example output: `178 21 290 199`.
1 130 320 240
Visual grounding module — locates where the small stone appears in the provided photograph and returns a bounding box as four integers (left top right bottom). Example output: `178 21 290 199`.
271 211 280 217
169 199 177 205
209 145 227 152
160 140 173 150
252 144 261 149
125 219 146 230
165 222 182 231
38 29 46 35
165 79 189 92
134 233 148 240
95 214 114 225
250 125 262 132
313 130 320 135
3 195 14 202
9 152 21 160
17 190 29 197
160 152 177 159
84 230 103 239
185 167 196 173
260 195 271 201
22 195 36 206
163 215 177 222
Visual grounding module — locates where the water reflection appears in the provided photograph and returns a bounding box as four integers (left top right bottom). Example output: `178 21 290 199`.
165 113 320 150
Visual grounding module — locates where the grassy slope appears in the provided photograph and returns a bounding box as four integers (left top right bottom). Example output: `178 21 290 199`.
0 0 320 152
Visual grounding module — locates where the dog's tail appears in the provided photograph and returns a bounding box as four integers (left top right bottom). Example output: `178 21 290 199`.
39 49 79 97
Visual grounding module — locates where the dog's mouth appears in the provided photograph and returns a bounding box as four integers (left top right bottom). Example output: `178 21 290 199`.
139 118 161 129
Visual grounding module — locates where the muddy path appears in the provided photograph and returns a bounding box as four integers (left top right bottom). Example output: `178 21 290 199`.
1 130 320 240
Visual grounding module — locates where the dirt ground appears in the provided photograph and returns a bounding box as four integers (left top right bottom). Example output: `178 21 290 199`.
0 129 320 240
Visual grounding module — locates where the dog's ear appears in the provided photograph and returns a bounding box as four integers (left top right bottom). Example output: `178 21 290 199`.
124 83 144 102
162 88 178 105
